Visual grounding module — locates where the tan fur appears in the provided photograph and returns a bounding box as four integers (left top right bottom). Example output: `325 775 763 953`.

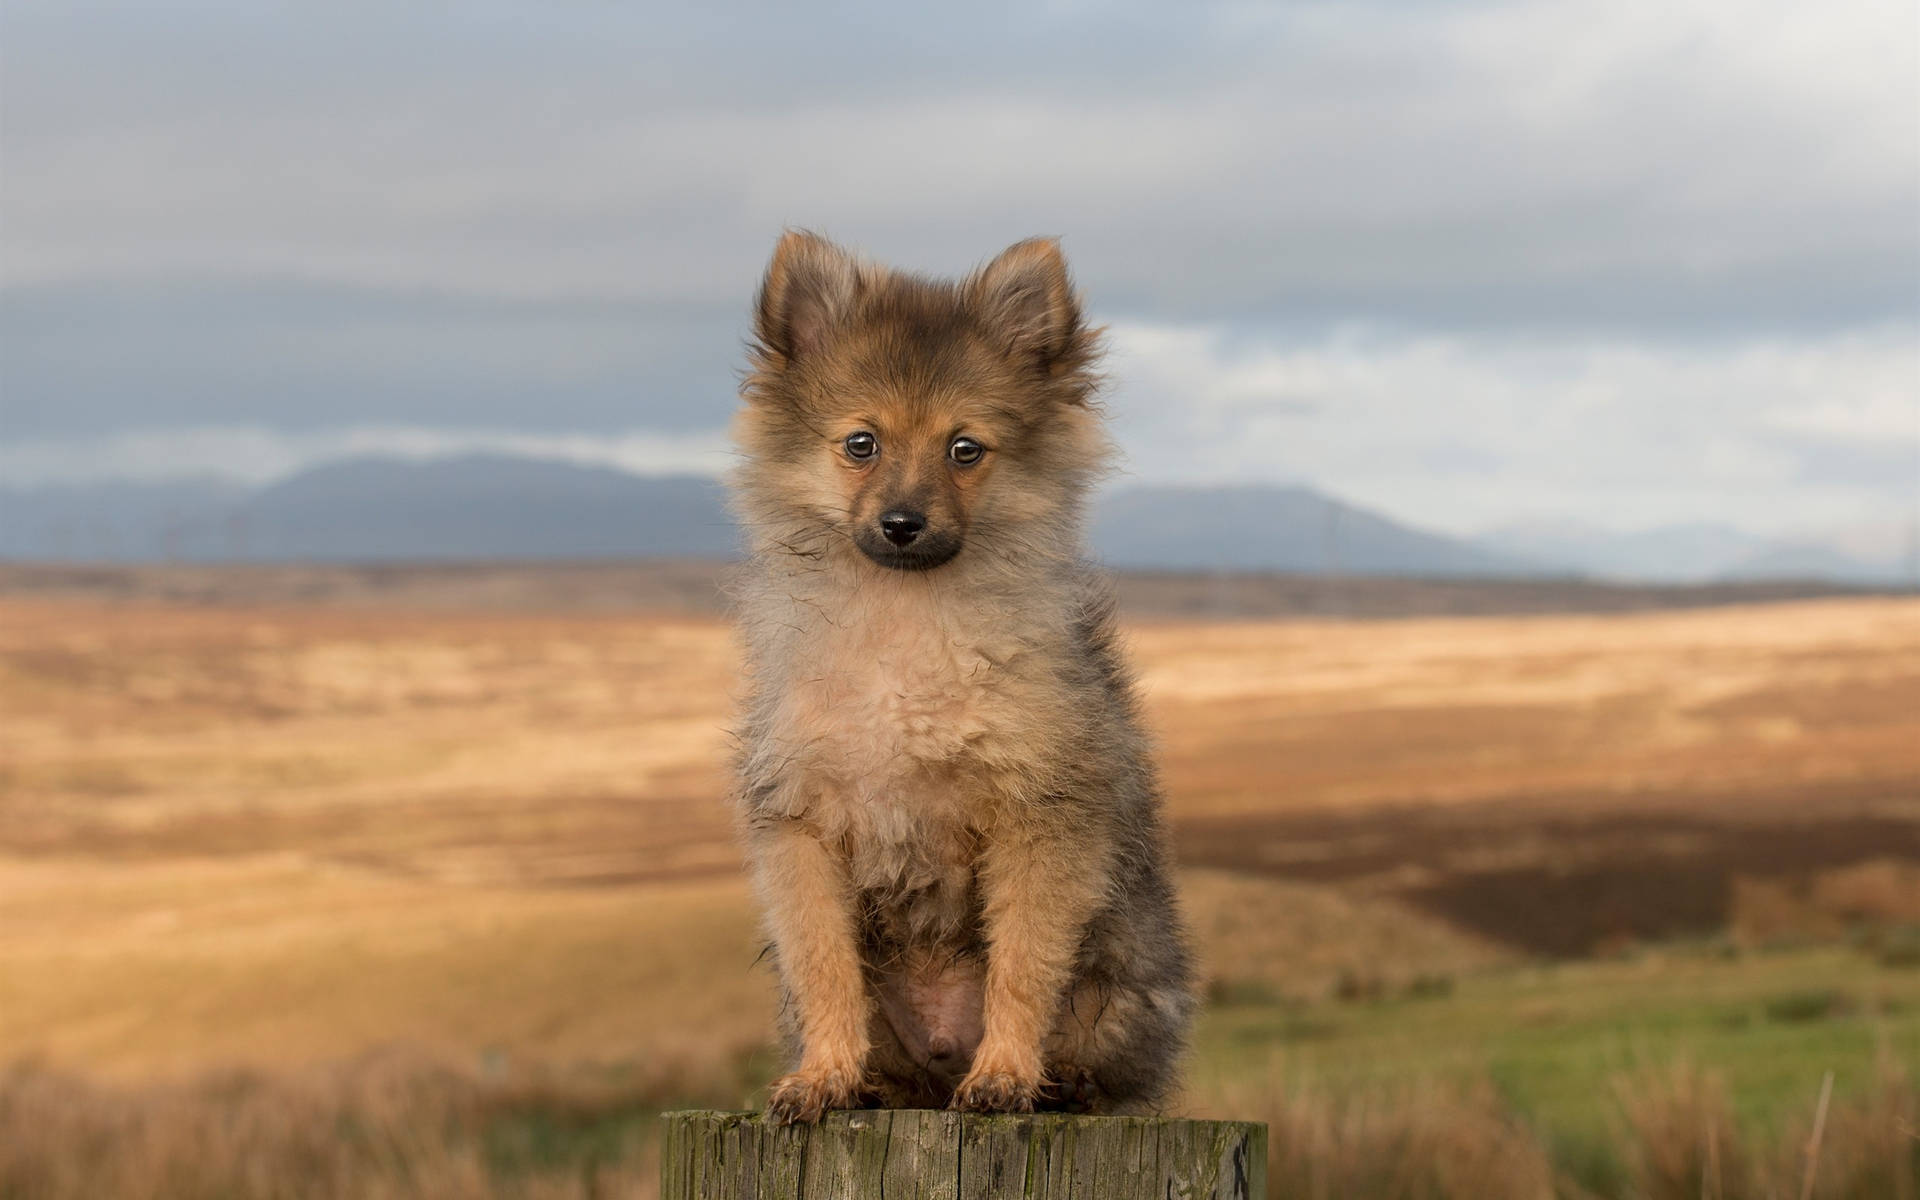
729 232 1194 1121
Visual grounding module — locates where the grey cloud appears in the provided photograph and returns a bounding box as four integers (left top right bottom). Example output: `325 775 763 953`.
5 1 1912 329
1771 433 1920 491
1 0 1913 538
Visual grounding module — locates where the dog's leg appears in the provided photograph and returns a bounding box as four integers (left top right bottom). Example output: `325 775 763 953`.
751 818 869 1124
951 819 1108 1113
1040 977 1180 1114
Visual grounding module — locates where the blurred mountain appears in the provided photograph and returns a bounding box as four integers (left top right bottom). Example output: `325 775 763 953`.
1475 520 1769 583
1476 519 1910 584
234 456 736 561
1090 484 1539 577
0 458 733 562
1819 520 1919 572
1717 542 1906 584
0 479 248 561
1 454 1907 584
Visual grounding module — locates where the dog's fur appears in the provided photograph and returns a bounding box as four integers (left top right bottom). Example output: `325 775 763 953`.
728 232 1193 1122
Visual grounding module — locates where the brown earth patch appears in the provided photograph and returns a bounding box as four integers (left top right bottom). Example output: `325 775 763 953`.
1177 779 1920 956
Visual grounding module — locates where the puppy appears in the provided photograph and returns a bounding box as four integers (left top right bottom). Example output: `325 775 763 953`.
728 232 1192 1121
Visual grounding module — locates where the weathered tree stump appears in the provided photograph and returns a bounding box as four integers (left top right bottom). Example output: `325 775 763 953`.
660 1109 1267 1199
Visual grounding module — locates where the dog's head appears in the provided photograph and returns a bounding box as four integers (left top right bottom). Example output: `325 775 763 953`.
733 232 1107 574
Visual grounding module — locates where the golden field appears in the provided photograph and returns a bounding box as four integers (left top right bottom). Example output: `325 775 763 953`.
1 572 1916 1197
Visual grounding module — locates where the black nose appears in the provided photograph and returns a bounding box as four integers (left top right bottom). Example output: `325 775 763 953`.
880 510 925 547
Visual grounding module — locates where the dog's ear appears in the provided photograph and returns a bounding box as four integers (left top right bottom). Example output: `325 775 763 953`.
754 230 862 367
970 238 1081 367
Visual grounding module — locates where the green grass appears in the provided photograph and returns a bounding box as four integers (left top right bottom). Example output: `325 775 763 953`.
8 942 1913 1198
395 943 1920 1193
1190 940 1920 1147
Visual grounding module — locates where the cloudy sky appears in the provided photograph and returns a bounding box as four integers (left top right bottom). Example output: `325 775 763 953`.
3 0 1915 539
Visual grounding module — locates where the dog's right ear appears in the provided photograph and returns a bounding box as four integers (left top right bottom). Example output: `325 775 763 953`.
753 230 861 369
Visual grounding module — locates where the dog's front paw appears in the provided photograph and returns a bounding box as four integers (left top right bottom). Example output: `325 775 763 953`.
1041 1064 1102 1114
766 1067 861 1125
950 1065 1040 1114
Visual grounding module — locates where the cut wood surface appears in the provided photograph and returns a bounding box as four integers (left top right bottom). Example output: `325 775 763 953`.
660 1105 1274 1190
660 1109 1268 1199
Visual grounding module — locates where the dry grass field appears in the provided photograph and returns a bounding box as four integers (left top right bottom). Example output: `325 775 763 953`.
1 571 1916 1197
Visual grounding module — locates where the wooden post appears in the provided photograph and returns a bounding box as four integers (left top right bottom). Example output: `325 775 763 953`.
660 1109 1268 1199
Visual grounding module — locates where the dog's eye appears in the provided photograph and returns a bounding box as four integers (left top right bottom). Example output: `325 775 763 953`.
844 432 878 460
948 437 984 466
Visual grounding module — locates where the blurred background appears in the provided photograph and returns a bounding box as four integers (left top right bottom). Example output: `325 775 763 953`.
2 2 1916 1197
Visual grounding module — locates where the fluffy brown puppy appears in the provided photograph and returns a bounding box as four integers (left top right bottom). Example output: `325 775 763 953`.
728 232 1193 1123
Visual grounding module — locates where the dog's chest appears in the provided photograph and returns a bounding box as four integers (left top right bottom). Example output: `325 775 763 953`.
773 604 1035 911
786 610 1022 781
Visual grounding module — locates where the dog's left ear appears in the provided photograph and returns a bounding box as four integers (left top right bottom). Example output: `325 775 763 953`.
970 238 1081 368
